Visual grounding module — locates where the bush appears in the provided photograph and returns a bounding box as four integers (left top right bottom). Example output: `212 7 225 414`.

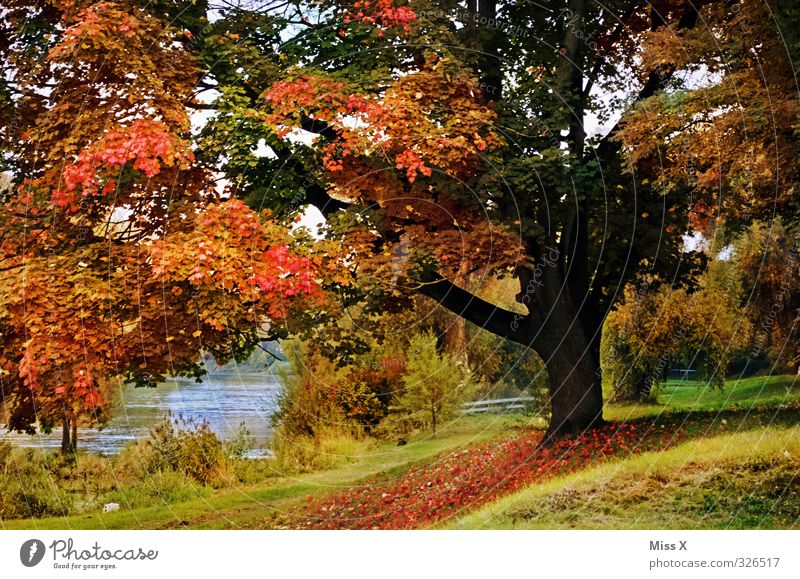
467 325 549 400
272 427 375 473
0 419 261 521
116 415 232 486
602 283 750 401
230 457 276 485
0 446 72 519
224 421 252 459
71 454 115 496
274 341 404 440
273 343 348 439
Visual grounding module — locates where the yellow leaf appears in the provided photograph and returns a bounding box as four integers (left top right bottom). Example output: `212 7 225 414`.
192 330 202 337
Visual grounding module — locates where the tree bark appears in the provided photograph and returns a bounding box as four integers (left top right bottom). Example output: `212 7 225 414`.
530 297 604 440
61 413 72 455
70 415 78 454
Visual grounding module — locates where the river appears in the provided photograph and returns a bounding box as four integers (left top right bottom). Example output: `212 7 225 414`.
0 369 284 457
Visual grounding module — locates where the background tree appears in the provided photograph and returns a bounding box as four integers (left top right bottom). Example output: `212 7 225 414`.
601 272 750 401
397 331 475 435
730 220 800 373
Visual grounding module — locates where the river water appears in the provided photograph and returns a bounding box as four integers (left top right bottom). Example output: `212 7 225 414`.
1 370 284 457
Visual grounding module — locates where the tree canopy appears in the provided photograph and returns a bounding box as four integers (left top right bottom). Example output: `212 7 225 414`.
1 0 798 442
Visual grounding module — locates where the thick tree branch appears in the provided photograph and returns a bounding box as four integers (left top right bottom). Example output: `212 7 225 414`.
269 142 350 216
416 274 530 345
299 115 337 140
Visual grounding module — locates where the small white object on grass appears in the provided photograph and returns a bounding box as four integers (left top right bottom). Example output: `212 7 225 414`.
103 503 120 513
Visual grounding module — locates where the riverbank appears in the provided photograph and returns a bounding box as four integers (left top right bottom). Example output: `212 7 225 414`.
2 414 527 529
1 371 283 455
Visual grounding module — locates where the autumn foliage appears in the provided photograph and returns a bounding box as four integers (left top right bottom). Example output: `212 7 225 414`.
0 0 321 448
2 0 799 449
281 419 687 529
262 56 522 281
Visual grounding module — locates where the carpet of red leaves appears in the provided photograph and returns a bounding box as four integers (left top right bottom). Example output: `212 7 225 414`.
280 420 687 529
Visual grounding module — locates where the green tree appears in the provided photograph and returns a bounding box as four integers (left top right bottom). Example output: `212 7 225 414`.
397 332 474 434
731 220 800 372
602 276 750 401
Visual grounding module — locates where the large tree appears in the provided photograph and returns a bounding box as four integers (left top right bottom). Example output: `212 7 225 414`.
252 0 799 436
2 0 797 441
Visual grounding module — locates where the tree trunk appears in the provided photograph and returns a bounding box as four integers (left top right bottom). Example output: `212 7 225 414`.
537 325 604 440
61 414 73 455
525 272 605 441
431 402 437 435
71 415 78 454
417 263 605 440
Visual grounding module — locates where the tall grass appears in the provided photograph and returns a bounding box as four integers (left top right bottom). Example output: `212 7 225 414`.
0 416 268 521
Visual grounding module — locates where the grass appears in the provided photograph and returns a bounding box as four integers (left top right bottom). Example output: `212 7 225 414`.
604 373 799 420
446 426 800 530
2 414 527 530
444 374 800 530
4 374 799 530
658 374 799 411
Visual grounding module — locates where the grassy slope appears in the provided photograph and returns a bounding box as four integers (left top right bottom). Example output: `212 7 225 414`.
449 375 800 529
2 414 527 530
447 427 800 529
5 374 798 530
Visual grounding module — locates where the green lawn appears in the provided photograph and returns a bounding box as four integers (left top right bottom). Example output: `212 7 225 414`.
659 374 799 410
605 374 800 420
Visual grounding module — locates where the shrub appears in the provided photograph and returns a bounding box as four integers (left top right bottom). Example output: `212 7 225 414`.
0 447 72 519
224 421 252 459
273 343 347 439
174 419 230 485
602 283 750 401
71 454 115 496
116 415 232 486
272 427 375 473
274 341 403 440
467 325 549 400
231 457 276 485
